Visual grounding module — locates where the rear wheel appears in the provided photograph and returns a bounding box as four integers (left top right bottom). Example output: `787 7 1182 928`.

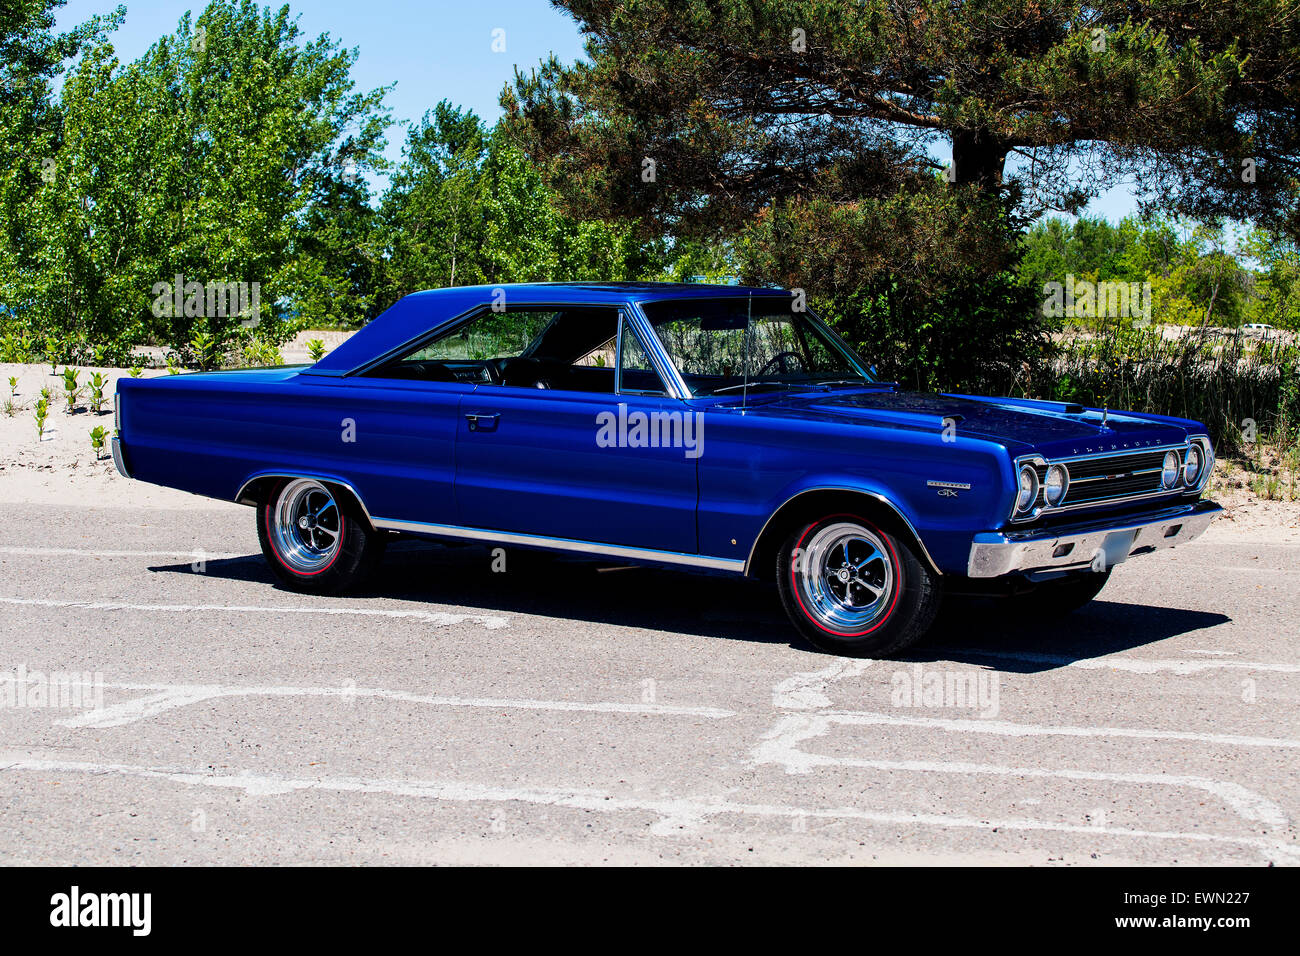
257 478 384 593
776 513 940 657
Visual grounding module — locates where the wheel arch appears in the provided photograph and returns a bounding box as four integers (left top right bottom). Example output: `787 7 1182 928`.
235 472 376 531
745 487 940 580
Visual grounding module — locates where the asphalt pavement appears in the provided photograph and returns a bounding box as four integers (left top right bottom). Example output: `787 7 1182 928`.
1 500 1296 865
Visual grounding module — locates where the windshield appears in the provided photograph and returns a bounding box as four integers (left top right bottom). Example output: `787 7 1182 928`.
641 297 874 397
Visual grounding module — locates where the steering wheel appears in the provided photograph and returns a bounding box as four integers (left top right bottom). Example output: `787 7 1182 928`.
758 351 805 376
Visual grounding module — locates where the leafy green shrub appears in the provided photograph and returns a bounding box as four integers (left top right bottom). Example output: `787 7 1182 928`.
242 338 283 367
306 338 326 363
0 330 34 363
89 425 108 459
189 329 221 371
61 368 80 412
34 399 48 440
88 372 107 413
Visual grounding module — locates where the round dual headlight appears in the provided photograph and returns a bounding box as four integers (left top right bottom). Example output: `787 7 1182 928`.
1016 464 1040 514
1183 444 1204 486
1043 464 1069 506
1161 450 1182 488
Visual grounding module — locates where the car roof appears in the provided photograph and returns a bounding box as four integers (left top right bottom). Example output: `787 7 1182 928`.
308 282 791 375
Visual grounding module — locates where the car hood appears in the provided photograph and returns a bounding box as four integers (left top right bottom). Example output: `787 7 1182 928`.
723 388 1193 455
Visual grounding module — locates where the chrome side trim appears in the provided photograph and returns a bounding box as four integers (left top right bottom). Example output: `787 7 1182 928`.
110 437 131 479
370 517 746 572
627 303 693 400
742 487 942 577
234 472 376 526
968 501 1221 578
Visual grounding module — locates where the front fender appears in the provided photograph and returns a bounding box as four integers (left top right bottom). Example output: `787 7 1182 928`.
695 412 1015 576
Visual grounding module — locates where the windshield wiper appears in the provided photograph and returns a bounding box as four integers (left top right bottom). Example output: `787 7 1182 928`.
709 381 793 395
808 379 872 389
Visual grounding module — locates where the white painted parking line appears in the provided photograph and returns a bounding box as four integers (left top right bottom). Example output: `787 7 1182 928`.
0 596 508 629
34 680 735 728
808 710 1300 750
930 647 1300 674
3 756 1295 863
0 546 249 560
752 713 1288 826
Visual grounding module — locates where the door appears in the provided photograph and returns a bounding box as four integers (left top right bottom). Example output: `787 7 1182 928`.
453 308 700 554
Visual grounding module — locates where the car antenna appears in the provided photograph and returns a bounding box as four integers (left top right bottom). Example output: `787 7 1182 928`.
742 293 752 409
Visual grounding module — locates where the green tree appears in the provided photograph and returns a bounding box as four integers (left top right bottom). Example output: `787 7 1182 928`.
0 1 123 326
375 104 663 309
501 1 1300 389
9 0 390 362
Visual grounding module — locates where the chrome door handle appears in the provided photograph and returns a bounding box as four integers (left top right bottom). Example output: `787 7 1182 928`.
465 412 500 432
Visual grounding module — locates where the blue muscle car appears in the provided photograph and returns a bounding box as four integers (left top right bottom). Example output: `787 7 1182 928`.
113 283 1220 656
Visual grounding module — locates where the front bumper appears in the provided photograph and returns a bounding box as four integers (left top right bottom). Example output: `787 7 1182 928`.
967 500 1221 578
110 436 132 479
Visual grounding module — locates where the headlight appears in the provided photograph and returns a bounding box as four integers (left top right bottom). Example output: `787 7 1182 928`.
1015 464 1039 514
1043 464 1068 506
1183 444 1203 486
1161 450 1181 488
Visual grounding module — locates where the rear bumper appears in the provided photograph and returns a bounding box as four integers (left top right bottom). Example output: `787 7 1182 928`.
110 436 132 479
966 500 1221 578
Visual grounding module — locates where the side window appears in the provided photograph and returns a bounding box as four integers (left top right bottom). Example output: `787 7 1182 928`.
618 317 669 396
368 306 632 394
404 310 556 363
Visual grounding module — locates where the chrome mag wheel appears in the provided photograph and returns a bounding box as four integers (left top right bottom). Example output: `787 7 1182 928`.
269 478 343 574
794 521 896 635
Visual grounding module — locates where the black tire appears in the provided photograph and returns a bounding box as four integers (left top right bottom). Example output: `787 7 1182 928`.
775 512 941 657
1020 570 1111 615
257 477 385 594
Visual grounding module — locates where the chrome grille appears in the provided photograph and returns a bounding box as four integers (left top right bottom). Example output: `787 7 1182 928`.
1011 437 1213 524
1059 449 1168 506
1018 446 1183 521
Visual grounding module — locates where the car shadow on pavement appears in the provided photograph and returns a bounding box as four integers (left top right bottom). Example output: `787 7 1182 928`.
149 541 795 647
149 542 1231 666
914 597 1232 672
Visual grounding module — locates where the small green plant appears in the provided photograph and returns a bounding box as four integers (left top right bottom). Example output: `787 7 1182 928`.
46 334 60 375
166 354 181 375
242 339 282 367
0 331 33 363
129 365 143 378
3 399 14 417
190 329 218 371
39 386 51 404
7 376 16 398
88 372 107 413
89 425 108 459
61 367 80 412
306 338 326 363
34 398 48 440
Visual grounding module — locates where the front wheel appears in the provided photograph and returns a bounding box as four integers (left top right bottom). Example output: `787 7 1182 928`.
1019 570 1111 615
776 513 941 657
257 478 385 594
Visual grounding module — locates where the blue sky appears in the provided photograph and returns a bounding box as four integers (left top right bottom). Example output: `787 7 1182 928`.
54 0 588 175
55 0 1138 221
